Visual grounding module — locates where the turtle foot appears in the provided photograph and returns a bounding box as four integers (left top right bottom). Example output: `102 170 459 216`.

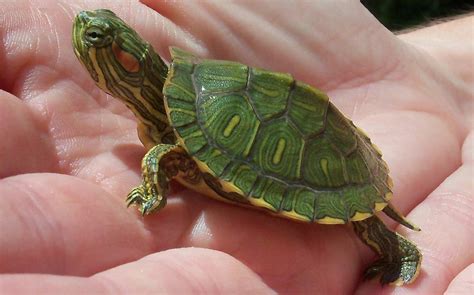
126 185 166 215
353 215 422 286
364 259 412 286
364 239 422 286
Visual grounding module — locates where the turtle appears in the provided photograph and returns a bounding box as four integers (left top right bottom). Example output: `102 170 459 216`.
72 9 422 286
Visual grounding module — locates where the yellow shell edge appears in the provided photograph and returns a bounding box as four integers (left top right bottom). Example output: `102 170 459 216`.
387 177 394 190
280 210 312 222
374 202 388 212
316 216 346 225
350 212 373 222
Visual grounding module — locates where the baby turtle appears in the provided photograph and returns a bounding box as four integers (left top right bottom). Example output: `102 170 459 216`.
72 9 422 286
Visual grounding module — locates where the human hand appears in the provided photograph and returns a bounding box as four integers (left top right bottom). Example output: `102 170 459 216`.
1 1 472 294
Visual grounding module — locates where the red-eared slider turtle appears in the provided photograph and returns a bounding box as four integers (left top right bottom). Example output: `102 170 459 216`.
72 9 422 286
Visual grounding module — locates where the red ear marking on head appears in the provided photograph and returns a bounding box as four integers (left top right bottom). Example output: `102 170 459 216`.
112 41 140 73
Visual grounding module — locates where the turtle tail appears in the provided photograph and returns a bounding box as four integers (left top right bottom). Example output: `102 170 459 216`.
383 203 420 231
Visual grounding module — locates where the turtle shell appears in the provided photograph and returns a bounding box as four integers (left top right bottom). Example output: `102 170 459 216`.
163 47 392 224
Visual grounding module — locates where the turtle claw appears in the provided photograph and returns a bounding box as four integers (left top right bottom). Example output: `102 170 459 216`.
364 259 400 285
126 185 166 215
364 254 421 286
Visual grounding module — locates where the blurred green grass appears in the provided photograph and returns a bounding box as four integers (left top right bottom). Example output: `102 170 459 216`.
361 0 473 31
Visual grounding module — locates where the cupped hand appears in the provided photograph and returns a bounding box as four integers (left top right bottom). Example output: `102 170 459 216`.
1 1 472 294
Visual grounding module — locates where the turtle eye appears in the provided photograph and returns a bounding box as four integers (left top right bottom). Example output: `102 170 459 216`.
84 27 112 46
85 27 104 41
87 31 101 39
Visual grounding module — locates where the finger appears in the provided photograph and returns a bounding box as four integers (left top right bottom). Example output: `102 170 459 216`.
0 63 143 195
0 91 57 177
444 264 474 294
0 173 196 275
357 111 461 215
399 15 474 87
0 248 273 294
356 131 474 294
0 0 77 93
95 248 272 293
0 170 359 293
179 194 360 293
141 0 402 89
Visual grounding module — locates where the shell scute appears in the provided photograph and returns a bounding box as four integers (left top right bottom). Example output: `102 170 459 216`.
250 177 286 211
247 67 292 120
288 82 328 137
163 58 195 102
221 162 258 195
313 191 347 223
197 92 260 157
325 105 357 155
194 60 248 94
167 98 196 127
250 119 304 181
175 124 207 154
194 147 231 176
345 150 370 184
303 137 347 187
291 188 317 221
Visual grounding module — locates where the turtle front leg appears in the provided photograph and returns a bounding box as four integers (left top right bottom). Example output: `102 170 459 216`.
353 216 422 286
126 144 188 215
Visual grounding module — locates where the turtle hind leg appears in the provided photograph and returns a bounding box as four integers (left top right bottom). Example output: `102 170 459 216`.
126 144 188 215
352 215 422 286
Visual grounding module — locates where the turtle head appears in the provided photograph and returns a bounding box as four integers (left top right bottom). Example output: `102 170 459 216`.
73 9 141 90
72 9 173 145
72 9 167 97
73 9 117 50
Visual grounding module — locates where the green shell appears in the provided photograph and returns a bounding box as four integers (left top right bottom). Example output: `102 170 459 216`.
164 47 392 223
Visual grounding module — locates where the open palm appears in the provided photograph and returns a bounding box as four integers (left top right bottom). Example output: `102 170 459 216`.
1 1 472 294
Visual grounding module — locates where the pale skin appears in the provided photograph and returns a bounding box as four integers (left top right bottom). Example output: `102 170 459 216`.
0 0 472 294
